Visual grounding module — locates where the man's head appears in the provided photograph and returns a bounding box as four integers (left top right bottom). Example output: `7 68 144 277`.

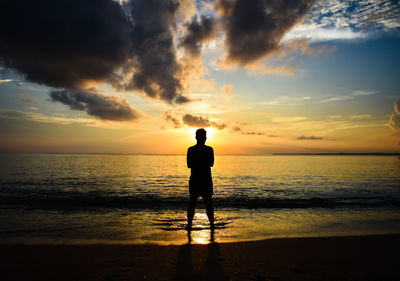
195 128 207 145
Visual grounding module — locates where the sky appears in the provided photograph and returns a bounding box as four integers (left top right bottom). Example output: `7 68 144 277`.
0 0 400 154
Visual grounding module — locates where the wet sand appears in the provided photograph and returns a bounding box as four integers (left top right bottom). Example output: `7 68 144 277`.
1 234 399 281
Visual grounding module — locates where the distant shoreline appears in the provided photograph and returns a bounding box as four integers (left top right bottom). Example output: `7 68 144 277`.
1 152 400 156
272 152 400 156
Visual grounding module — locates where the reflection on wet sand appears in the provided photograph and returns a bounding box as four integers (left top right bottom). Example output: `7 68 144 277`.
187 227 215 244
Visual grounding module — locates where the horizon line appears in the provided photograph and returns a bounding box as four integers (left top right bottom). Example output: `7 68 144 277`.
1 152 400 156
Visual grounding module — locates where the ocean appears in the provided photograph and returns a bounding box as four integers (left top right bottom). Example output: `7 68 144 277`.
1 154 400 244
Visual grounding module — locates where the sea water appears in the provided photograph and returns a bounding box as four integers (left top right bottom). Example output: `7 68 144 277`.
0 154 399 244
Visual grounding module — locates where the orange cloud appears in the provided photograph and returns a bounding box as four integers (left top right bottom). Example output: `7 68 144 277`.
19 92 38 104
282 39 336 56
222 84 233 97
245 63 297 76
389 100 400 136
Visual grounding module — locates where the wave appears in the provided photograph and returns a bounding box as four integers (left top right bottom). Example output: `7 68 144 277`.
1 194 399 210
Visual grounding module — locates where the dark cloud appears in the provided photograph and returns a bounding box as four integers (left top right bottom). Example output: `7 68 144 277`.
0 0 132 89
212 122 227 130
231 126 264 135
217 0 314 64
181 15 216 57
174 94 191 104
242 131 265 135
50 90 140 121
389 100 400 136
182 114 226 130
0 0 189 107
296 135 323 140
125 0 190 104
0 0 314 115
183 114 211 127
162 111 182 128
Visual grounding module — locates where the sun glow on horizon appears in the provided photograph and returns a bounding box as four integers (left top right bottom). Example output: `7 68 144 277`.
187 126 219 144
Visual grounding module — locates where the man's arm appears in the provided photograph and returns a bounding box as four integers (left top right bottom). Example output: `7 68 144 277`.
209 147 214 167
187 148 192 168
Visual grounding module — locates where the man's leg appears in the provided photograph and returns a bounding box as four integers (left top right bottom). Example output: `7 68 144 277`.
187 195 197 229
203 196 214 228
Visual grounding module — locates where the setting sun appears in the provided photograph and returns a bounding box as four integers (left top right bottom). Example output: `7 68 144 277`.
187 126 219 143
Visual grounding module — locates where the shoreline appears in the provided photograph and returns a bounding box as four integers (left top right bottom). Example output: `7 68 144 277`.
2 234 399 281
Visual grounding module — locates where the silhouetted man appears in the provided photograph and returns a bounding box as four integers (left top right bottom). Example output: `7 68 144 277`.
186 128 214 230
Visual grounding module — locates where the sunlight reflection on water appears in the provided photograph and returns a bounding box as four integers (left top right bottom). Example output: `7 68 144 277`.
0 154 400 244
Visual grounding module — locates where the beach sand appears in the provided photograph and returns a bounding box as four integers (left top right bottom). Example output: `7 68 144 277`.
2 234 399 281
